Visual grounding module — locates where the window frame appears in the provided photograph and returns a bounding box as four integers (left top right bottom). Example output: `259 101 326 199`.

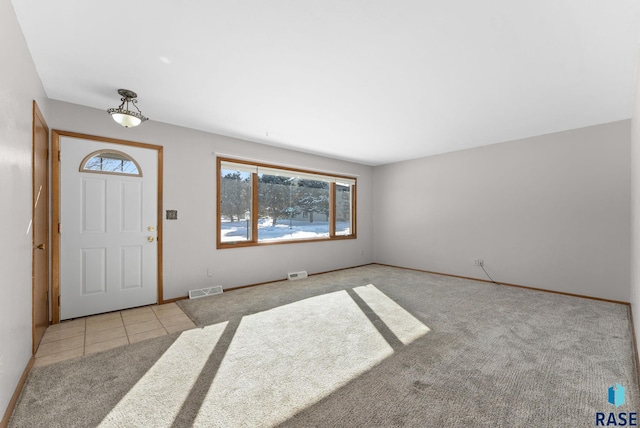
217 157 357 248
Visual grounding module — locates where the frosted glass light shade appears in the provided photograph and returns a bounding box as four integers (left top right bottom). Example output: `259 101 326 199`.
111 112 142 128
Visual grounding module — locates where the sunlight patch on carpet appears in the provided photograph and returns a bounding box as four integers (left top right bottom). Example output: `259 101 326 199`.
96 285 430 428
354 284 431 345
193 289 397 427
98 322 227 428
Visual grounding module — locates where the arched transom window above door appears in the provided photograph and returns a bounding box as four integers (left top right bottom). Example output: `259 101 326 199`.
80 149 142 176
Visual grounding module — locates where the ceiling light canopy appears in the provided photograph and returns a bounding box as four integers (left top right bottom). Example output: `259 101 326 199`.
107 89 148 128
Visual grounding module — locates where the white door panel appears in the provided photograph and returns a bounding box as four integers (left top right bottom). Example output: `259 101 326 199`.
60 137 158 320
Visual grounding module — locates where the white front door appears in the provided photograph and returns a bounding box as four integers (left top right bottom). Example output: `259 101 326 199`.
60 136 158 320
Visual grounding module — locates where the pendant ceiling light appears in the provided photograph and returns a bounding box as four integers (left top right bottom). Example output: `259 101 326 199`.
107 89 149 128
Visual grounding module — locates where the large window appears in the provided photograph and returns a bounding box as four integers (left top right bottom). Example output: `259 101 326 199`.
218 158 356 247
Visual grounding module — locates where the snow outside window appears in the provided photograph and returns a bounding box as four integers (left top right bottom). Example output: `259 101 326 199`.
217 158 356 248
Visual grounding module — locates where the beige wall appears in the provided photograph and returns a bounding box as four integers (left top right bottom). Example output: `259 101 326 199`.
48 100 374 300
373 121 631 301
0 0 48 418
630 50 640 355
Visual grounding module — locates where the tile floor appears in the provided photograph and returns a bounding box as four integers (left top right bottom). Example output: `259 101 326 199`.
34 303 196 367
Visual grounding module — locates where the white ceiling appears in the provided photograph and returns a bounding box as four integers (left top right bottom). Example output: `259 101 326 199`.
11 0 640 165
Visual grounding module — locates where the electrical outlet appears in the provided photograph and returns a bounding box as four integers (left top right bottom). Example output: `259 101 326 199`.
474 259 484 267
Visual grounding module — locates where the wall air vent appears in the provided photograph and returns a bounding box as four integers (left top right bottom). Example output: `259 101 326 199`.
287 271 308 281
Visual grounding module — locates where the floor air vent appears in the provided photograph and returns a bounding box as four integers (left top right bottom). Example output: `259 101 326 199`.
189 285 223 299
287 271 308 281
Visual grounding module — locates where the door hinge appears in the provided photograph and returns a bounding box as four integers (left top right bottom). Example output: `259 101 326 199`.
58 151 60 161
58 223 61 234
58 295 60 306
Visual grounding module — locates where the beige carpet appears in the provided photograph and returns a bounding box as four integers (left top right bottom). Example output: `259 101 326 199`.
9 264 639 427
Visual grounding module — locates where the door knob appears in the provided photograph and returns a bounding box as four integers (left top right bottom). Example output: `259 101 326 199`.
148 236 155 243
35 243 45 250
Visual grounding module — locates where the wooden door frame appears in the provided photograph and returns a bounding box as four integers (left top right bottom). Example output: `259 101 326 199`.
51 130 164 324
32 101 49 353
